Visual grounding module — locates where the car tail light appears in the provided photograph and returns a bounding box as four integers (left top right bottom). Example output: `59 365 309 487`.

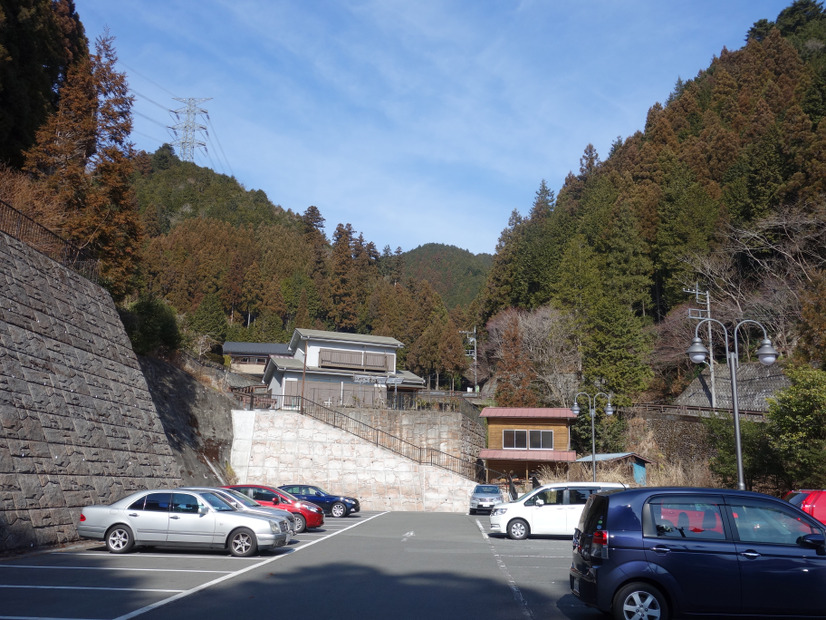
591 530 609 559
79 513 86 522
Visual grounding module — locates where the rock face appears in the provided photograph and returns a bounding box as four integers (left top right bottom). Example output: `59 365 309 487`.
139 355 235 487
0 232 182 552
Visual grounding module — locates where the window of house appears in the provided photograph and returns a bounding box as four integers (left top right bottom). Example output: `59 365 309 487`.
503 429 527 449
318 348 390 371
503 429 554 450
529 429 554 449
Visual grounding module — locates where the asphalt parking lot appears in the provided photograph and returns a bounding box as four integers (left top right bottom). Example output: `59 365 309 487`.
0 511 601 620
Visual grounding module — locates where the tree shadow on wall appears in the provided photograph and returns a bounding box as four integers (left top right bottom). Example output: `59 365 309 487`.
138 356 235 486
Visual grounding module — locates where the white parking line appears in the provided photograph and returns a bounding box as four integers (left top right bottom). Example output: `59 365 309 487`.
113 511 389 620
475 519 534 620
0 585 182 593
0 565 231 574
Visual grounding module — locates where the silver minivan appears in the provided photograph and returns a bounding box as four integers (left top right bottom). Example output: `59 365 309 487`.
489 481 625 539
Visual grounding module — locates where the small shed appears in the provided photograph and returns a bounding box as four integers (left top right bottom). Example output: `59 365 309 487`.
575 452 653 485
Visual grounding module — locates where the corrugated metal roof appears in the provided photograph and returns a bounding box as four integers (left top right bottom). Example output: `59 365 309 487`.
267 357 424 386
674 362 789 412
575 452 654 463
479 449 577 462
222 341 291 356
480 407 576 419
290 328 404 350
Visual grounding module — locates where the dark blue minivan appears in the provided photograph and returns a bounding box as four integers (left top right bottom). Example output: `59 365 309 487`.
570 487 826 619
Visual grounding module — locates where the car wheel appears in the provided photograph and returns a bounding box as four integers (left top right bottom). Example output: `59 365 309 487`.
105 524 135 554
613 582 669 620
228 528 258 557
507 518 530 540
293 513 307 533
330 502 348 518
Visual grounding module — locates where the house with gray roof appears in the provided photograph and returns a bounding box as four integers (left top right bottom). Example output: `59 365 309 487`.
262 328 425 408
222 341 291 376
674 361 790 412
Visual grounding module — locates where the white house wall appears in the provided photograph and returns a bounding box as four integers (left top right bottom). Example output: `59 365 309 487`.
231 409 476 512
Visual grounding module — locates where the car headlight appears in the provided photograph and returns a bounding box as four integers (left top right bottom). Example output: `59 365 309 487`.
344 498 355 504
491 507 508 516
269 521 279 533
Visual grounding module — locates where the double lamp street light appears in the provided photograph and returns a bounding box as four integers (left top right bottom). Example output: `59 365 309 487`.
686 319 778 491
571 392 613 483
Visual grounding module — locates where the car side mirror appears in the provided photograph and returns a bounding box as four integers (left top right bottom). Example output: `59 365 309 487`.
799 533 826 555
199 505 209 515
535 499 545 507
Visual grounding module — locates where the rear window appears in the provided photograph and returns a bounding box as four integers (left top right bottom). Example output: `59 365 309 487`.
578 494 610 534
783 492 806 508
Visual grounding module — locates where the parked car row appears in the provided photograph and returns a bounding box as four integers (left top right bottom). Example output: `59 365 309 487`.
568 486 826 620
477 481 826 618
225 484 325 532
78 487 293 557
486 482 626 539
77 482 362 557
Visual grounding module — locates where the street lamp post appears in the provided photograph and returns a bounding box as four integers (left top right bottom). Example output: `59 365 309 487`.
571 392 614 482
686 319 778 491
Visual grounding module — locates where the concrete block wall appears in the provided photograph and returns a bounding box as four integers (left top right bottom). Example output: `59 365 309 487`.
0 232 182 552
331 407 486 467
232 409 478 513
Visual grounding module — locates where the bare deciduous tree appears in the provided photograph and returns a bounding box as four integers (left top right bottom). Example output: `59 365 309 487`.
686 202 826 357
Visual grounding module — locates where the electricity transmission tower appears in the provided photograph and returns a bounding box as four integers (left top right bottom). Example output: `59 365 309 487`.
170 97 211 162
460 327 478 392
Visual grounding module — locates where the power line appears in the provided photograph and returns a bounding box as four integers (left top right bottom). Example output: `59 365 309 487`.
206 113 234 177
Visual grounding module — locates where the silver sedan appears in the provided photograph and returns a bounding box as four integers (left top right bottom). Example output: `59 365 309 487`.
77 488 290 557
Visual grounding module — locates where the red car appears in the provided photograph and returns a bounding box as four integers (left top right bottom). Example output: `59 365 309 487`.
226 484 324 533
783 489 826 524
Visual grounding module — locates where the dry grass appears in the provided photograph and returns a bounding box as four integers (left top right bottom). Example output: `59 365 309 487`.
531 413 719 488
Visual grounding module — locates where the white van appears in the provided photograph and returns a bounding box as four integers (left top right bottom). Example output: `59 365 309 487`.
489 481 626 539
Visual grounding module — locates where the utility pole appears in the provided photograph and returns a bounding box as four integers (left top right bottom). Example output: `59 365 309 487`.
170 97 211 162
684 283 716 408
460 327 478 392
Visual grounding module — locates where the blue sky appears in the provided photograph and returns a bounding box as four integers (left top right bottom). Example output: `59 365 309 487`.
74 0 793 255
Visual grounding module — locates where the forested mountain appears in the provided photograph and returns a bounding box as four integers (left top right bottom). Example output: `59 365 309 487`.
474 1 826 414
402 243 492 309
3 0 826 413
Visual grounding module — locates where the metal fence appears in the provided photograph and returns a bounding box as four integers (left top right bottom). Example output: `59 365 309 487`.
230 388 481 480
0 199 99 282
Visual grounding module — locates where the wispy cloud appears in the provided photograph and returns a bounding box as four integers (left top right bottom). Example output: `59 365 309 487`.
76 0 791 253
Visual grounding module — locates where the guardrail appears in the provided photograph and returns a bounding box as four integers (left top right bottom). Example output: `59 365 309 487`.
0 199 99 282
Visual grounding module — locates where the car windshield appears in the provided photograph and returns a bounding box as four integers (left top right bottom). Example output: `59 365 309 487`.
201 492 234 511
221 489 258 507
310 486 328 495
278 489 299 502
475 485 500 494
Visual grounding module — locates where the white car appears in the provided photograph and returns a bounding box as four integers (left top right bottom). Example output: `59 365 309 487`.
78 488 291 556
489 481 626 539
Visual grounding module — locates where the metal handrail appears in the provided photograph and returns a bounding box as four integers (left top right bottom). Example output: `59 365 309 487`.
0 199 99 282
230 389 496 481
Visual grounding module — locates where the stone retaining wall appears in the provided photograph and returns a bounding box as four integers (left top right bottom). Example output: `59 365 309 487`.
0 232 182 552
231 409 477 512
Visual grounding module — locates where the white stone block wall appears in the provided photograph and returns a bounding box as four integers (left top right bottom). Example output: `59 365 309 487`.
232 409 477 512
